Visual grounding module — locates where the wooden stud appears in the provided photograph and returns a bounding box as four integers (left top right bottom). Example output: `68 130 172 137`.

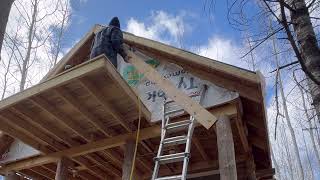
216 115 237 180
246 154 257 180
127 50 217 129
55 157 73 180
122 139 136 180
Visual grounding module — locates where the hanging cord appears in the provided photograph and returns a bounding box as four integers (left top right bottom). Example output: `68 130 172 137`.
129 68 142 180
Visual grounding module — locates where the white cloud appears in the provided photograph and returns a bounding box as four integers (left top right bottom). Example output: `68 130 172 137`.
196 36 246 68
125 11 188 45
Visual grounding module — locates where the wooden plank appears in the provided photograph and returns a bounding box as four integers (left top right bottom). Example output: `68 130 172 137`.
10 106 76 147
78 78 132 132
0 119 51 154
216 115 237 180
0 56 106 111
101 55 151 121
122 139 136 180
55 157 73 180
30 167 55 180
0 112 65 150
54 88 112 137
127 50 217 129
0 125 161 173
86 153 121 178
30 97 92 141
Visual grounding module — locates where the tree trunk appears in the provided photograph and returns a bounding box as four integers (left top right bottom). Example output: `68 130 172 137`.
0 0 14 59
20 0 37 91
294 73 320 169
271 19 305 179
290 0 320 122
307 79 320 122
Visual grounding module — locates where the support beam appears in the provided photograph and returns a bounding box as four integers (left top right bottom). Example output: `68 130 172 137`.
0 125 161 173
55 157 73 180
216 115 237 180
127 50 217 129
122 139 136 180
4 172 20 180
0 104 237 175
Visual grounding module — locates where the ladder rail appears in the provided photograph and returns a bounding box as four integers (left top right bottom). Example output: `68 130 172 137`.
152 85 208 180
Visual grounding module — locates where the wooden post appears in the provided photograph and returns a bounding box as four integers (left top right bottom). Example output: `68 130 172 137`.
216 115 237 180
55 156 73 180
246 154 257 180
122 139 136 180
4 172 20 180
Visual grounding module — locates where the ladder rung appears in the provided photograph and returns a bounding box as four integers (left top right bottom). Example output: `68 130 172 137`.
156 152 188 164
155 175 182 180
164 109 184 116
163 135 187 146
166 120 191 132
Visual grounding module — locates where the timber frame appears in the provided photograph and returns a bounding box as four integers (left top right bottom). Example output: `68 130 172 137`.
0 25 274 180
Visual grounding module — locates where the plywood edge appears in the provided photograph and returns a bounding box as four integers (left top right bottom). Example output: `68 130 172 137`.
123 32 260 85
0 55 107 111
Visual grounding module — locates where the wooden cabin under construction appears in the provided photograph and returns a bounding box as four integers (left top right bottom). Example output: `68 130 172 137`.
0 25 274 180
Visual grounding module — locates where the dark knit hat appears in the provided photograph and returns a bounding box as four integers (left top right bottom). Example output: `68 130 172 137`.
109 17 120 28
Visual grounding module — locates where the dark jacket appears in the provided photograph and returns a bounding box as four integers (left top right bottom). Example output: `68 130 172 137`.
90 19 126 68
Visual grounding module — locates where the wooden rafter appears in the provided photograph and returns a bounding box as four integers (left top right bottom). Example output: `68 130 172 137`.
30 97 91 141
78 78 132 132
54 88 112 137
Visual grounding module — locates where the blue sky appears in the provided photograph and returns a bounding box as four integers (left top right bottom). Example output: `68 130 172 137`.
66 0 241 51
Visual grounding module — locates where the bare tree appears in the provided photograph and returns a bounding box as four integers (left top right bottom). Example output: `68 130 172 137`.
0 0 71 161
271 24 305 179
293 71 320 169
47 0 71 67
0 0 15 59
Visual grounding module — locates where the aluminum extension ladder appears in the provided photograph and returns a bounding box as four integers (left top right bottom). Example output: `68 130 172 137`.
151 85 208 180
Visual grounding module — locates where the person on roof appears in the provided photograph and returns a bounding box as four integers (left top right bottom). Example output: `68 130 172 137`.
89 16 129 68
